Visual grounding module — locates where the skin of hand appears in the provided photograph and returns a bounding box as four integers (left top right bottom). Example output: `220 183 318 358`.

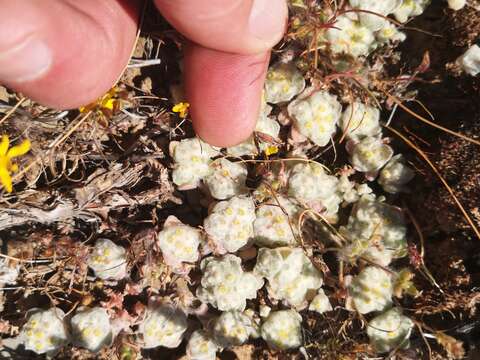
0 0 287 147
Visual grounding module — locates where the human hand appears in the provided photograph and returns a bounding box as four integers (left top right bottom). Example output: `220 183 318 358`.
0 0 287 146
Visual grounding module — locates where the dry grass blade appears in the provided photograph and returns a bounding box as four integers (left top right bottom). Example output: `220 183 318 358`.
386 94 480 146
0 97 26 126
385 125 480 240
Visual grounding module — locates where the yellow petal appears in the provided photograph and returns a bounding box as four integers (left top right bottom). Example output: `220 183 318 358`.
7 139 31 158
0 135 9 156
0 167 12 193
102 98 116 111
265 145 279 156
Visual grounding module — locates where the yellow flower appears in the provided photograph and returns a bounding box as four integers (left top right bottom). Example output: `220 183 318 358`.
0 135 31 193
265 145 279 156
79 87 120 113
172 102 190 118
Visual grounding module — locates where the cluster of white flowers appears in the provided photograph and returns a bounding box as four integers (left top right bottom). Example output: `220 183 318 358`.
378 154 415 193
186 330 218 360
393 0 430 23
254 247 323 308
260 310 303 350
213 311 259 348
203 159 247 200
20 308 69 355
367 307 414 353
139 303 188 349
349 137 394 175
340 196 408 266
253 196 300 247
349 266 393 314
288 162 342 219
170 137 218 190
196 255 263 311
340 101 382 141
87 238 127 280
264 63 306 104
71 307 112 352
457 44 480 76
157 216 202 273
204 196 256 253
288 90 342 146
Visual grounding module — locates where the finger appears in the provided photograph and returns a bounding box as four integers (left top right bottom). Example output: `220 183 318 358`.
155 0 288 54
0 0 139 109
184 43 269 147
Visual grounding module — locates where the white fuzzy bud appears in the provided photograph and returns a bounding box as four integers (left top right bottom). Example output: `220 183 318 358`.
261 310 303 350
204 196 256 253
157 217 202 272
204 159 248 200
393 0 430 23
87 238 127 280
367 307 414 353
378 154 415 194
20 308 68 354
349 266 393 314
213 311 258 348
186 330 218 360
197 255 263 311
265 63 306 104
170 137 218 189
350 137 394 174
457 44 480 76
254 196 299 247
308 289 333 314
139 304 188 349
0 259 19 285
71 307 112 352
349 0 402 31
254 247 323 308
288 90 342 146
324 15 376 57
448 0 466 10
340 102 381 141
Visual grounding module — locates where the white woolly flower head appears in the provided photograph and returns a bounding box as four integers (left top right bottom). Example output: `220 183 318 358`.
264 63 306 104
87 238 127 280
309 289 333 314
157 216 201 273
349 266 393 314
170 137 219 189
288 162 341 218
367 307 414 353
375 22 407 44
349 0 402 31
213 311 258 348
261 310 303 350
457 44 480 76
71 307 112 352
254 196 300 247
20 308 69 355
323 14 376 57
288 90 342 146
378 154 415 194
254 247 323 308
186 330 218 360
204 196 256 253
349 136 394 174
204 159 248 200
393 0 430 23
340 101 381 141
197 255 263 311
139 303 188 349
340 197 407 266
448 0 466 11
0 258 20 285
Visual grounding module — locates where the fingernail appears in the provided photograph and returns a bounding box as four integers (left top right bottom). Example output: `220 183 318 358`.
249 0 287 47
0 37 52 83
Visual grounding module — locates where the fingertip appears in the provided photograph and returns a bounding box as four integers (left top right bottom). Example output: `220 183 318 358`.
184 44 270 147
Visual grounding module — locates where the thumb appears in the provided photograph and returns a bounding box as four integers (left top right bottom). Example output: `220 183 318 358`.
154 0 288 54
